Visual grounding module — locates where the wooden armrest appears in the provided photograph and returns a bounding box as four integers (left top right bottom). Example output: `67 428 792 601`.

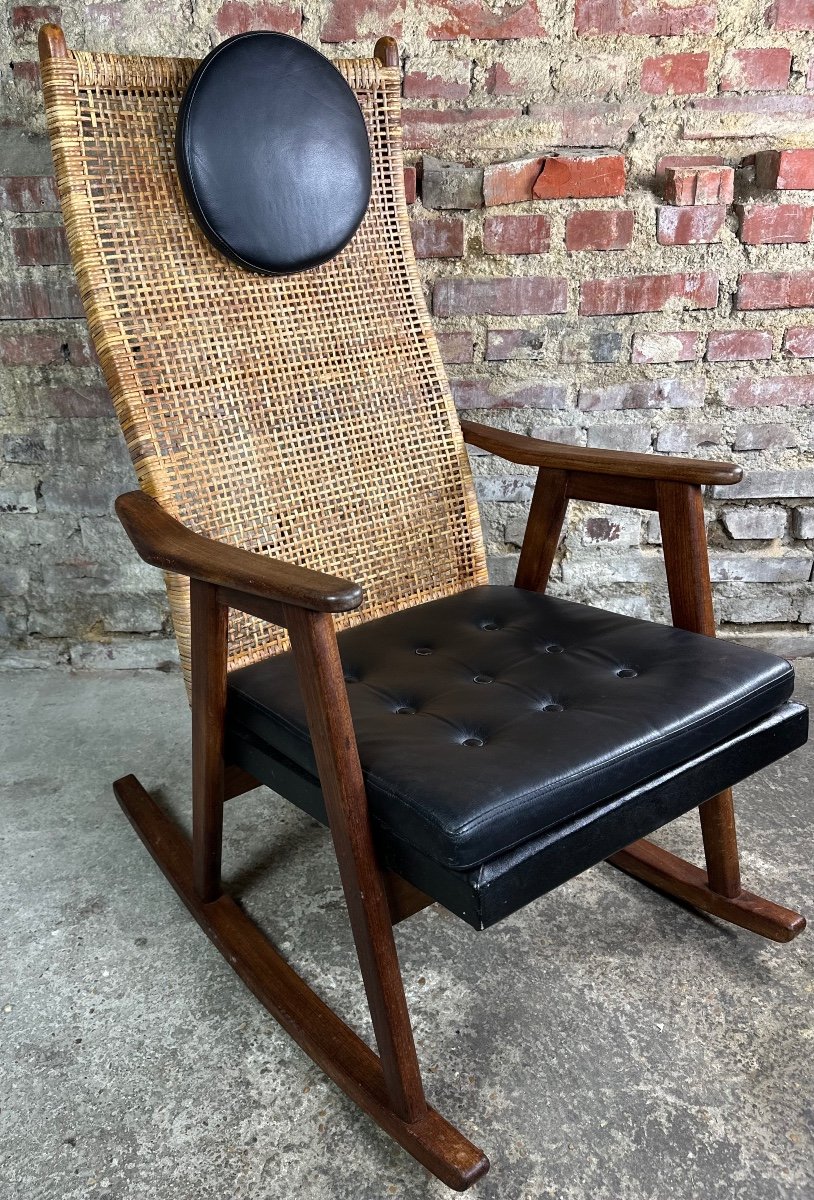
460 420 742 487
115 491 363 613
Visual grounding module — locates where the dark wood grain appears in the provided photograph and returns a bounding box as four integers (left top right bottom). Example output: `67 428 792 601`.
116 491 363 613
284 605 427 1124
515 469 568 592
566 470 658 510
384 873 435 925
191 579 228 902
656 480 742 899
38 22 67 59
608 838 805 943
113 774 490 1189
223 764 261 802
460 420 742 486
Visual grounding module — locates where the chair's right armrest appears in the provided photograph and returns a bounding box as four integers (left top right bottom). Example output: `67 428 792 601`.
115 491 363 614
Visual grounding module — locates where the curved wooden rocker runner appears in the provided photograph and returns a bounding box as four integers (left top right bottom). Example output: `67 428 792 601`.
40 24 806 1190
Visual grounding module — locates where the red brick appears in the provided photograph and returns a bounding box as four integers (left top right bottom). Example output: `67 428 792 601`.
401 107 519 150
527 101 639 147
11 61 41 87
720 48 791 91
754 148 814 190
0 176 59 211
575 0 716 35
565 209 634 251
11 226 70 265
483 156 543 206
214 1 300 35
0 330 93 367
559 53 628 97
684 95 814 138
434 276 567 316
641 52 709 95
767 0 814 28
579 378 705 410
485 62 532 95
0 275 83 319
662 166 734 205
427 0 547 39
483 215 551 254
403 166 416 204
737 203 813 245
657 205 726 245
452 379 567 410
435 331 474 363
632 332 699 364
737 271 814 310
11 6 60 33
403 70 470 100
724 377 814 406
784 327 814 356
706 330 773 361
655 154 725 177
320 0 404 41
533 152 625 199
580 272 718 316
410 217 464 258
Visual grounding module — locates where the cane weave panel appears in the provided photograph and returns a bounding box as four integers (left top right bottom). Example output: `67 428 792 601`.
41 48 487 687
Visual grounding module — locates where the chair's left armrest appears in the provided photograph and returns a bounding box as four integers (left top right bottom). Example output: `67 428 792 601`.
460 420 742 487
115 490 363 614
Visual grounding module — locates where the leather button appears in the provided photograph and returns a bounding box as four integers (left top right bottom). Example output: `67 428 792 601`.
544 703 564 712
617 668 638 679
415 647 433 656
546 644 564 654
473 674 493 684
395 706 416 715
463 737 484 747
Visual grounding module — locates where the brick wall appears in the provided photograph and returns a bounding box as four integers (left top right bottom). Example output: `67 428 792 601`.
1 0 813 668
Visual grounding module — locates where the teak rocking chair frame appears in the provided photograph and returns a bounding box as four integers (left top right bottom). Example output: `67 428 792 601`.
39 25 805 1190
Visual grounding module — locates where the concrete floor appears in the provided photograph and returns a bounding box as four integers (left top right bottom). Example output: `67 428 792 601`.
1 664 812 1200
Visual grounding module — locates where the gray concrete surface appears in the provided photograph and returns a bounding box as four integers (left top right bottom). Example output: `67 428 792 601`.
1 664 812 1200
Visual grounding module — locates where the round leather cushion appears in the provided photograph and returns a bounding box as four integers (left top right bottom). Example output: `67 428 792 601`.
176 32 372 275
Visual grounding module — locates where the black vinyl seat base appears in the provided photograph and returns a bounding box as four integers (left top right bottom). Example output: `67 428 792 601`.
227 700 807 929
225 586 806 928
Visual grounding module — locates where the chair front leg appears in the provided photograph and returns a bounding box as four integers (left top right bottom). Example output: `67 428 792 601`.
190 578 229 903
656 480 742 900
283 604 427 1125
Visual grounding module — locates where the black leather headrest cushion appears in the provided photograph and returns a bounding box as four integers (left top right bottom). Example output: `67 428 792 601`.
176 32 372 276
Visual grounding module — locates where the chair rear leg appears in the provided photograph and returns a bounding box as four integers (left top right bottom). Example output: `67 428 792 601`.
699 788 741 898
656 481 746 895
608 481 806 942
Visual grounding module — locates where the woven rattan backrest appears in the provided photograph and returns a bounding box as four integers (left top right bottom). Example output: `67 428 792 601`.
41 43 487 685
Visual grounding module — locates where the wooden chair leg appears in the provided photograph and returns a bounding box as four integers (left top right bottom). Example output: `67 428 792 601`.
190 578 228 903
656 480 743 898
606 481 805 942
284 604 427 1124
113 774 488 1189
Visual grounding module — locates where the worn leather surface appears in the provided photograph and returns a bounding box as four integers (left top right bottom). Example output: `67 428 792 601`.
227 585 796 871
176 32 371 274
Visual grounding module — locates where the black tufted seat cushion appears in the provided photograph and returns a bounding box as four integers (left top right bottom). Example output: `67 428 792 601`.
226 586 796 877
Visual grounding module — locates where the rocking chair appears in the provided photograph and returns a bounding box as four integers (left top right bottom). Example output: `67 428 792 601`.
39 25 807 1190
